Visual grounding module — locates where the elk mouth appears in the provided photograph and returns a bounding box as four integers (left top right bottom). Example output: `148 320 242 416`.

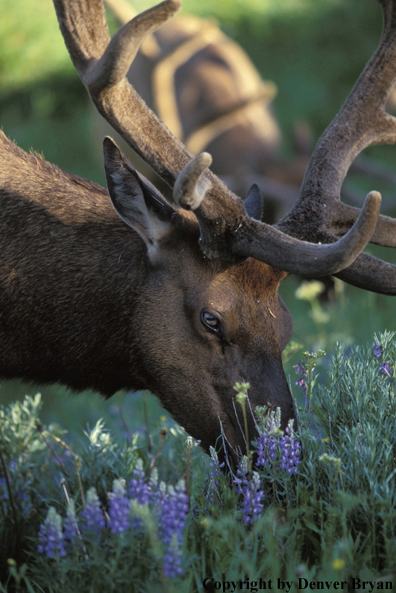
213 402 263 470
212 373 297 472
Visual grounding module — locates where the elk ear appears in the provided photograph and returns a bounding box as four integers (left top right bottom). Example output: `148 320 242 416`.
103 137 175 253
244 183 263 221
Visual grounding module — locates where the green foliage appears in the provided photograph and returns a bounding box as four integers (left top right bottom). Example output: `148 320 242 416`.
0 394 203 591
291 335 396 573
281 277 396 394
1 336 396 591
0 0 73 92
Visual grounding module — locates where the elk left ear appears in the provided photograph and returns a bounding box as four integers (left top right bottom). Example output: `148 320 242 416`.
244 183 263 221
103 137 175 253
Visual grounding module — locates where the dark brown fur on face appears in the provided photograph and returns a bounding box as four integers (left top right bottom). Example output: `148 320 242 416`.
0 131 295 459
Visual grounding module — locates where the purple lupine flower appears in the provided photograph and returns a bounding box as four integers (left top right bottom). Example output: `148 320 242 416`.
83 487 105 532
294 361 307 397
129 459 150 505
207 446 225 504
63 500 78 544
256 408 281 467
279 420 302 475
256 410 301 475
209 447 225 486
158 480 189 578
163 536 183 579
256 432 278 466
108 479 130 534
233 458 264 524
372 343 392 377
241 471 264 525
129 459 150 529
233 456 249 495
372 343 383 358
380 361 392 376
37 507 67 559
209 447 225 479
147 468 160 508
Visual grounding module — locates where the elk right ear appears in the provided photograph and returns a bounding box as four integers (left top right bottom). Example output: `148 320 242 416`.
103 137 175 253
244 183 263 221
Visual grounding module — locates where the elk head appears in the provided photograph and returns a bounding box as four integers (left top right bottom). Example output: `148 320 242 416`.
3 0 396 464
101 139 294 460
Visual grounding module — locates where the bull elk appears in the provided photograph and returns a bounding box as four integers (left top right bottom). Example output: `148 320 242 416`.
1 0 396 463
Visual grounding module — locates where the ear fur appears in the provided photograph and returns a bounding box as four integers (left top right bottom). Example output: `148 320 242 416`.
103 137 175 253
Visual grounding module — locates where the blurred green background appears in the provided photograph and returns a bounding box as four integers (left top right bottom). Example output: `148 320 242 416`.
0 0 395 445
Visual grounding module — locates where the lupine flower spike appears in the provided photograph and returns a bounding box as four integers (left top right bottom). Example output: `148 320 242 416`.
256 409 301 473
233 457 264 525
372 343 392 377
148 468 160 507
129 459 150 528
108 479 130 534
63 499 79 544
209 446 225 486
233 455 249 495
241 471 264 525
279 420 302 475
372 343 383 358
129 459 150 505
380 361 392 376
256 407 281 467
294 361 308 397
37 507 66 559
83 487 105 532
158 480 189 578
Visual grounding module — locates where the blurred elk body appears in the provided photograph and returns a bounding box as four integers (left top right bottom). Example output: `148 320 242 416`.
1 0 396 461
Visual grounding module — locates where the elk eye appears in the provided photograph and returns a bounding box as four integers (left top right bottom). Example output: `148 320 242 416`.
201 311 221 334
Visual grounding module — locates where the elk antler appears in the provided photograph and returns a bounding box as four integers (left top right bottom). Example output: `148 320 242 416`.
174 154 381 276
53 0 384 278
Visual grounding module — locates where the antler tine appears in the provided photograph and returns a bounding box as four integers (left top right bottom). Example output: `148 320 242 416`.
328 202 396 248
336 252 396 294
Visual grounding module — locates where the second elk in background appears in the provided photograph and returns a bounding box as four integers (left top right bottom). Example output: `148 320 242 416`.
101 0 311 222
